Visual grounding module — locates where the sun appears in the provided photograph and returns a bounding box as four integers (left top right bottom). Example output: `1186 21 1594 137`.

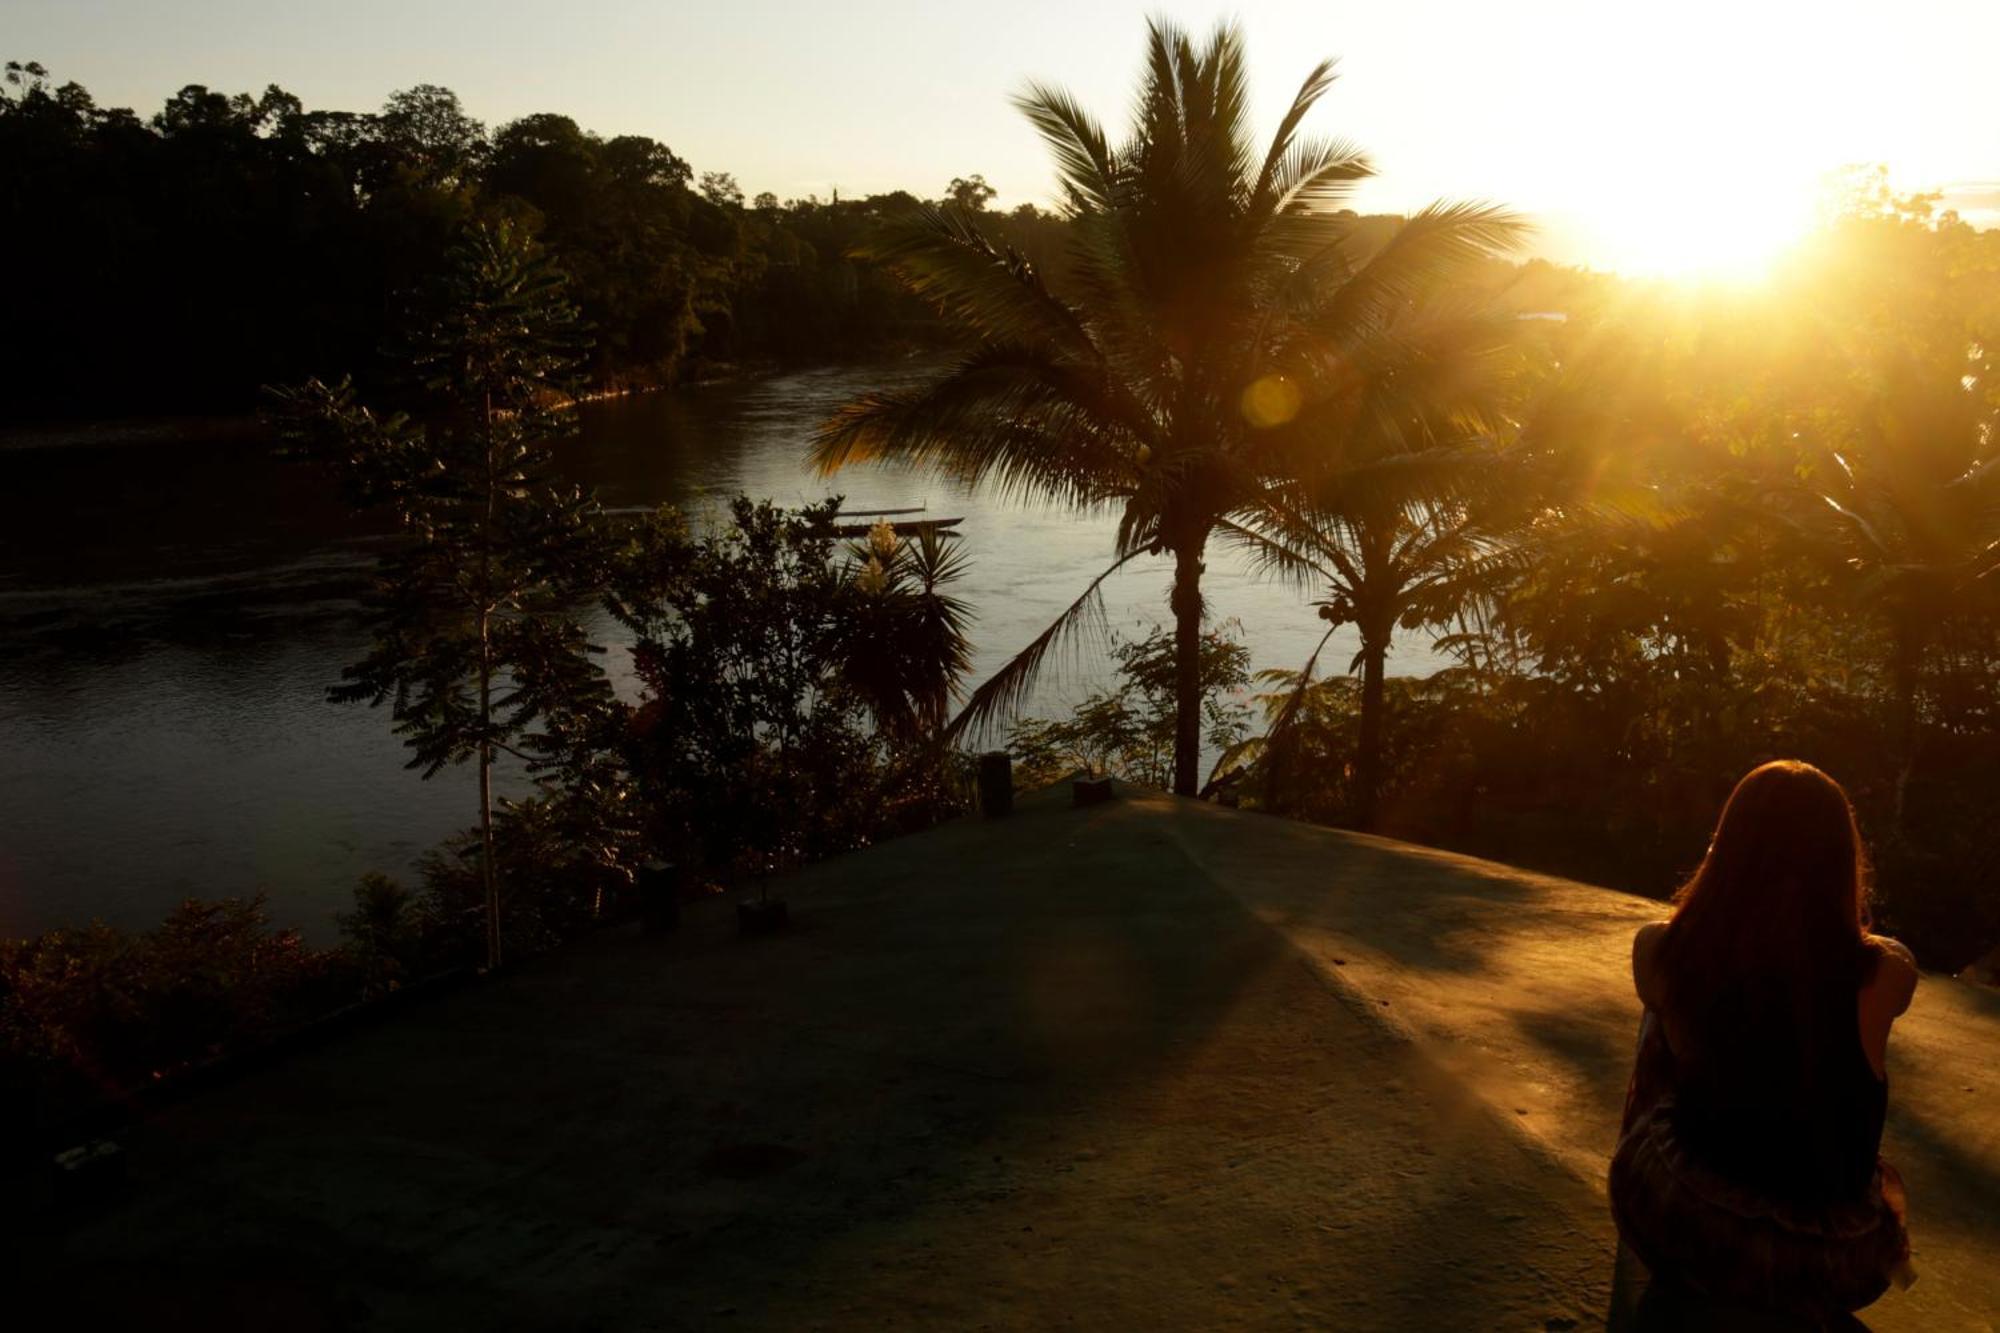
1586 167 1819 283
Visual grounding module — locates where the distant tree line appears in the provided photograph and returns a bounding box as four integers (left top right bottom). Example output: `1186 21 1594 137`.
0 60 1069 421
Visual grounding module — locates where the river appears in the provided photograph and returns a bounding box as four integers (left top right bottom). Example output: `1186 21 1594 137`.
0 361 1444 939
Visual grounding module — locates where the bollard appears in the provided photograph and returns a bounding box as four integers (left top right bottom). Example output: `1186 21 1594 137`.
737 897 790 936
1073 774 1114 807
638 861 681 934
977 751 1014 817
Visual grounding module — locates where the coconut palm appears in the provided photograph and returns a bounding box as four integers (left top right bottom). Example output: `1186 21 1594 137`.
812 18 1521 794
1222 296 1528 826
1777 207 2000 827
1809 356 2000 827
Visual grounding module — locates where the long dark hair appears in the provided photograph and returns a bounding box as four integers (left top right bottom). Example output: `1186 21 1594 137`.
1657 760 1874 1097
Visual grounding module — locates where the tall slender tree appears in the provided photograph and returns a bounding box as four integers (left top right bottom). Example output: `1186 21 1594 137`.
274 221 608 969
1227 296 1526 826
813 19 1519 793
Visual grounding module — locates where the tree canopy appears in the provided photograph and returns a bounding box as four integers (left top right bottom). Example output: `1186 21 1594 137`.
0 61 1069 421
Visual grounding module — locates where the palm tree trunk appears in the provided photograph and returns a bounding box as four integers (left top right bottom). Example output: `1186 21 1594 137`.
1171 542 1204 797
480 731 498 969
1355 632 1387 831
479 393 502 971
477 602 501 970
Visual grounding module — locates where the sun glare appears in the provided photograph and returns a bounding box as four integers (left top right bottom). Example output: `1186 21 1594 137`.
1451 1 1947 283
1543 144 1835 284
1590 177 1817 282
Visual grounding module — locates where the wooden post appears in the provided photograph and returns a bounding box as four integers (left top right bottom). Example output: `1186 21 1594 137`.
638 861 681 934
978 751 1014 817
1073 775 1114 807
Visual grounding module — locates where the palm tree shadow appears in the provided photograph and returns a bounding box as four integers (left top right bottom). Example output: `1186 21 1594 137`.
1608 1242 1873 1332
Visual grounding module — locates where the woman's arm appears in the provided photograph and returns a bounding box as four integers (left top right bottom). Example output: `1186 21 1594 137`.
1859 935 1920 1079
1631 921 1669 1011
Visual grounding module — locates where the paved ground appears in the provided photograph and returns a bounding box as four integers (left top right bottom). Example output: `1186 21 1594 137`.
20 786 1999 1330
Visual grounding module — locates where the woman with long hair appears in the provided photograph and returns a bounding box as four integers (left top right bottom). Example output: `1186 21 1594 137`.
1611 760 1919 1317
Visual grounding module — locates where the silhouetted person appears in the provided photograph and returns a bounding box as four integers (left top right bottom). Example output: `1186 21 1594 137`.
1611 760 1918 1318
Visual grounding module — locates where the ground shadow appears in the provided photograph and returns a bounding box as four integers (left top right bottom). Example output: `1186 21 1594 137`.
1608 1241 1874 1332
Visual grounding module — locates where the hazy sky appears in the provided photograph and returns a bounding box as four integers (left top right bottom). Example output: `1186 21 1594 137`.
10 0 1998 271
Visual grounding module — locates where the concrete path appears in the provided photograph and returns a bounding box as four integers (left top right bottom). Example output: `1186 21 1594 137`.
1157 793 2000 1329
21 785 1998 1329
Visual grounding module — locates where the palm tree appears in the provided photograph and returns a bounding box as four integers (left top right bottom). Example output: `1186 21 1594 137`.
812 19 1520 794
1784 206 2000 829
838 523 977 740
1224 296 1527 826
1809 355 2000 828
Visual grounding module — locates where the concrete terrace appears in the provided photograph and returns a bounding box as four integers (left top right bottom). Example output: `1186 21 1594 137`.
25 785 2000 1330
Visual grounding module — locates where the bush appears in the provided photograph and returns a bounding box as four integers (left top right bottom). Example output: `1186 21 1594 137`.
610 498 974 889
1008 623 1251 791
0 896 353 1121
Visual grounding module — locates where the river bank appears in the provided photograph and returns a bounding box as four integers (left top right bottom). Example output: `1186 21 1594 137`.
0 353 863 454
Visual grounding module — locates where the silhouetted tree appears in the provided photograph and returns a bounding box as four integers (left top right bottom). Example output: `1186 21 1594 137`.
378 83 486 187
273 222 610 970
701 170 744 207
814 19 1520 793
945 173 995 211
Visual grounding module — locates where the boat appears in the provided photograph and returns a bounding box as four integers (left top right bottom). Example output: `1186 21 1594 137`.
830 504 963 539
831 516 964 538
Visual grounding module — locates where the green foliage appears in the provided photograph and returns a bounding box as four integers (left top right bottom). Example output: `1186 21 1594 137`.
409 793 632 961
272 221 614 968
609 499 976 885
0 897 349 1114
336 872 425 996
1008 623 1251 790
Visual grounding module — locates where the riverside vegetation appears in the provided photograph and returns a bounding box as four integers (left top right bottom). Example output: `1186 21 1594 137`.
3 22 1998 1128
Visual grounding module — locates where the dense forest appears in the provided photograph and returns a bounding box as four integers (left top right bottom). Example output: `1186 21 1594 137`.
0 60 1071 421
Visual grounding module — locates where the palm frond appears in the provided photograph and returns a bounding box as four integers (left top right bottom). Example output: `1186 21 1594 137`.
1214 515 1335 592
945 548 1150 743
1174 20 1255 206
1013 83 1119 213
1250 59 1340 205
812 347 1138 507
1254 622 1342 801
1267 136 1373 219
855 206 1094 356
1307 201 1527 342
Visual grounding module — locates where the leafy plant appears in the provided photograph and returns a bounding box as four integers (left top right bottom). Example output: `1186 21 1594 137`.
272 220 613 970
1008 623 1251 790
608 499 976 888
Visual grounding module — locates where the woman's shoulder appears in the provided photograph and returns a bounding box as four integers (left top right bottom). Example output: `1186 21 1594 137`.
1631 920 1670 1007
1864 933 1918 973
1861 933 1920 1014
1632 920 1669 957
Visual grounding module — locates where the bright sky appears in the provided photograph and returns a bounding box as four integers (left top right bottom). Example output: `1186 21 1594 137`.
11 0 1998 275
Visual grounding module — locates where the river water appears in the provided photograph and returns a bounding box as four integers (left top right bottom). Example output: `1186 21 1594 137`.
0 362 1443 939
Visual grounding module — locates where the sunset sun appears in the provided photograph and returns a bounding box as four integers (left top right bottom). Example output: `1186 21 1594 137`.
1589 171 1820 280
